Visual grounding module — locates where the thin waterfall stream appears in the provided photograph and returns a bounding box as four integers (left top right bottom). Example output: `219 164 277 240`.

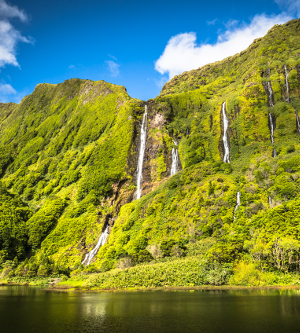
269 112 275 145
136 105 147 200
267 81 274 107
269 196 272 208
234 192 241 220
296 109 300 134
82 225 109 266
266 81 276 157
170 140 179 176
222 102 230 163
269 112 277 157
284 65 290 102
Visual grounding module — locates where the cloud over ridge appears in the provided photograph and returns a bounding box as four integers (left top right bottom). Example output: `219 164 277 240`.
275 0 300 17
155 13 292 79
105 60 120 77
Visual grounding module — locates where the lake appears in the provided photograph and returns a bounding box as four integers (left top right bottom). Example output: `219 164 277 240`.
1 286 300 332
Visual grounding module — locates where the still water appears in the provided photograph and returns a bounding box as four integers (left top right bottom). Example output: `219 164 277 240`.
1 286 300 332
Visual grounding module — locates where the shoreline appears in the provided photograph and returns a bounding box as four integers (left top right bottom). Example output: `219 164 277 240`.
2 280 300 293
45 284 300 293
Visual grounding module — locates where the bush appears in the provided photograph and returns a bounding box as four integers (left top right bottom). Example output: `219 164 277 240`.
83 256 233 289
115 257 132 269
206 242 242 263
146 245 163 259
229 262 262 286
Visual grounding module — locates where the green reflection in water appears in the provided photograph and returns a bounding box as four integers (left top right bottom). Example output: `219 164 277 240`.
1 286 300 332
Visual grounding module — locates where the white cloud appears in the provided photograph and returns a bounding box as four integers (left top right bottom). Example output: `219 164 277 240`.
0 0 27 21
105 60 120 77
154 76 168 88
0 83 29 103
155 13 292 79
108 53 117 61
0 83 16 94
0 83 16 102
207 18 217 26
275 0 300 17
0 0 31 68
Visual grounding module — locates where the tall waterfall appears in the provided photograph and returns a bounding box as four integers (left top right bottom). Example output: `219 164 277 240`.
82 225 109 266
296 109 300 134
269 196 272 208
268 112 277 157
136 105 148 200
284 65 289 102
170 140 179 176
267 81 274 107
222 102 230 163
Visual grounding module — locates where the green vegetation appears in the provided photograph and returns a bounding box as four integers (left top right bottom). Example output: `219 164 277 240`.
0 182 31 263
1 19 300 288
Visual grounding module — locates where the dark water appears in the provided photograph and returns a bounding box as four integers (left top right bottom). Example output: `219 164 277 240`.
1 287 300 332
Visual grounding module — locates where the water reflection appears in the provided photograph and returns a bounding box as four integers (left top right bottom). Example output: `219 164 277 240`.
1 287 300 332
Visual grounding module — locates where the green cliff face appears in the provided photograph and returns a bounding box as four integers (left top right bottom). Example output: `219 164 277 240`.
0 79 145 271
1 19 300 285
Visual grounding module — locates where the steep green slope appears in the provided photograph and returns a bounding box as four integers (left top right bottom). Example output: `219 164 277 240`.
78 19 300 282
0 79 144 272
1 19 300 286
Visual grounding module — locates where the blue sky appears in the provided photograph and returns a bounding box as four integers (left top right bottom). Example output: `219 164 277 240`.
0 0 299 102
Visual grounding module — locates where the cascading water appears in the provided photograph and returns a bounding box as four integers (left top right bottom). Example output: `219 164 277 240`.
269 196 272 208
284 65 289 102
170 140 179 176
136 105 147 200
267 81 274 107
233 192 241 220
263 77 276 156
296 109 300 134
82 225 109 266
268 112 277 157
222 102 230 163
269 113 274 145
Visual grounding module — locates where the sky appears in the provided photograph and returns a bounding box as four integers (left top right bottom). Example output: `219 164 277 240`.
0 0 299 103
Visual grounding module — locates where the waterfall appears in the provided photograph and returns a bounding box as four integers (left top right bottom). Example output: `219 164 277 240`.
264 78 276 157
234 192 241 212
82 225 109 266
268 112 277 157
170 140 179 176
269 113 274 144
284 65 289 102
222 102 230 163
296 109 300 134
267 81 274 107
234 192 241 220
269 196 272 208
136 105 147 200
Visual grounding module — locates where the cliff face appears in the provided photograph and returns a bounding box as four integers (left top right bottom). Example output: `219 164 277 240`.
0 79 145 267
1 19 300 277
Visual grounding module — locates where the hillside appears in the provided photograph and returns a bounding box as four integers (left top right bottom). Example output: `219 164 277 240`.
1 19 300 287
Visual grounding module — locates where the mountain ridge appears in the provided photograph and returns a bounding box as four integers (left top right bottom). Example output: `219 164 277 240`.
1 18 300 287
